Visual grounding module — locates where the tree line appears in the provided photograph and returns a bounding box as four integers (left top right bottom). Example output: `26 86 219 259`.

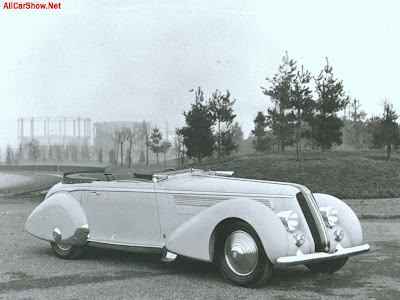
2 139 91 165
2 52 399 165
251 52 399 161
107 122 172 168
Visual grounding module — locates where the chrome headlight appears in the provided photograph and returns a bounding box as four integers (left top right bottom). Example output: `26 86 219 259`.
277 211 300 232
320 207 339 227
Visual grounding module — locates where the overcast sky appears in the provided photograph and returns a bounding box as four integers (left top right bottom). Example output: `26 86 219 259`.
1 0 399 148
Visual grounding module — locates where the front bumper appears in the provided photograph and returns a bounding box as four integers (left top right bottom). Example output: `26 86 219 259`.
276 243 370 266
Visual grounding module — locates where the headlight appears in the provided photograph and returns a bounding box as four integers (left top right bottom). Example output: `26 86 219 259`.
320 207 338 227
277 210 300 232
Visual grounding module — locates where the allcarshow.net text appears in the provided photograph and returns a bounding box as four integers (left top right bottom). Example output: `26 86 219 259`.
3 2 61 9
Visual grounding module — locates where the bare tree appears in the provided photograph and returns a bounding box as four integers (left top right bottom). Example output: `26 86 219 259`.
160 140 172 166
26 138 40 165
141 121 151 165
174 128 185 166
126 125 138 168
98 147 103 165
112 127 121 166
6 145 14 165
118 127 128 167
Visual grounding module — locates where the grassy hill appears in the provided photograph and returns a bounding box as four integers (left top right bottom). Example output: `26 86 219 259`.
187 150 400 199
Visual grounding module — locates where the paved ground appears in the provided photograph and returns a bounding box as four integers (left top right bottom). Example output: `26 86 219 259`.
1 191 400 299
0 172 61 196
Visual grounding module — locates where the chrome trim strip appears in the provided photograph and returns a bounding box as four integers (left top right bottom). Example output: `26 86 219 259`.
83 188 156 194
87 239 164 248
52 187 293 200
87 239 164 254
166 190 293 199
276 244 370 266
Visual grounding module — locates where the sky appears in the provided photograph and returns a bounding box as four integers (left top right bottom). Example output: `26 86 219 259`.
1 0 399 149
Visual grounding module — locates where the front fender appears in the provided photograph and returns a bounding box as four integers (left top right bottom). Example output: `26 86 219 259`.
25 192 89 245
313 193 363 247
166 198 288 264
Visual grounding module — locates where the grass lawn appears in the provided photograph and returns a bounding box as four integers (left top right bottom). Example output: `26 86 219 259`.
186 150 400 199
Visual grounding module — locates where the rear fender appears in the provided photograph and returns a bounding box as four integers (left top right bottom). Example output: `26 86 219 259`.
25 192 89 245
166 198 288 264
313 193 363 247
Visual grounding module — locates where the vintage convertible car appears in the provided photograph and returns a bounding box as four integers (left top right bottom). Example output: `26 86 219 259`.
25 169 370 287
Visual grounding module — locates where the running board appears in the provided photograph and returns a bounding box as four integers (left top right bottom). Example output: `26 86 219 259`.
87 240 163 254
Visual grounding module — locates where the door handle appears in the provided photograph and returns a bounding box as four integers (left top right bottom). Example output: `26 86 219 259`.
90 191 101 195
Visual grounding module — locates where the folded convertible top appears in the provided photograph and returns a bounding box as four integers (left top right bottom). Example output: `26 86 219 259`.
62 172 153 184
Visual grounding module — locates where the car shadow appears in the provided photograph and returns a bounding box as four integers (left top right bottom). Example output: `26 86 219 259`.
31 245 368 291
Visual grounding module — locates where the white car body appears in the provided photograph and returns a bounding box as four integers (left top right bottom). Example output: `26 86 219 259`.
25 169 370 287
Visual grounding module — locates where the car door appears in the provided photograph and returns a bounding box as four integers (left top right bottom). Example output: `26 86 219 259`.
82 180 161 245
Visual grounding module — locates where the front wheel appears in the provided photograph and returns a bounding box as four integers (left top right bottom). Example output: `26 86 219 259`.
305 257 348 273
50 242 85 260
216 221 273 288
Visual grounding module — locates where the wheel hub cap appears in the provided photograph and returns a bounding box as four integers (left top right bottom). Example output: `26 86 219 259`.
224 230 258 276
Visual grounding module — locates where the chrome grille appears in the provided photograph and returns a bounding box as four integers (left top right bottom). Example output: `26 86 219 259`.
296 191 330 252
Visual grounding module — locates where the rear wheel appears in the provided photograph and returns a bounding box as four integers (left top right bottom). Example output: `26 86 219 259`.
216 221 273 288
50 242 85 259
305 257 348 273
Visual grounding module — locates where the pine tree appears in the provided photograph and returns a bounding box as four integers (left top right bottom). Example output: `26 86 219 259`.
372 101 400 161
209 89 236 159
231 121 244 152
262 52 297 151
220 130 237 156
309 58 349 150
179 87 215 162
291 66 314 160
149 127 163 164
251 112 271 152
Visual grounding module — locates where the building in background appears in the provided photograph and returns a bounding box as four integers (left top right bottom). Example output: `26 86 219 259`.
13 118 172 164
17 117 91 160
